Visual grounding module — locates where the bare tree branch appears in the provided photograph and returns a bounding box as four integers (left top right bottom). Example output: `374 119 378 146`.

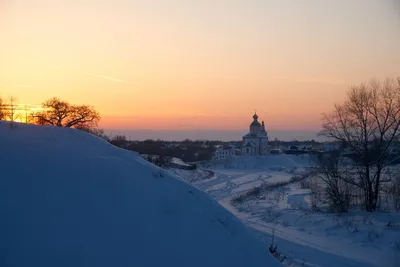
33 97 100 131
319 77 400 211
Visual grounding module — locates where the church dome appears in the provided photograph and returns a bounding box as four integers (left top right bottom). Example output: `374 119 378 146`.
250 121 261 126
250 113 261 127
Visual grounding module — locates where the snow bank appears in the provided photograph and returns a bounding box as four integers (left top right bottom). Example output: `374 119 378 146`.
0 122 281 267
170 157 191 167
168 168 215 183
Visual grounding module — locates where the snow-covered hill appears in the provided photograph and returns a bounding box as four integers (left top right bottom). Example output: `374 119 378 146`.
0 122 281 267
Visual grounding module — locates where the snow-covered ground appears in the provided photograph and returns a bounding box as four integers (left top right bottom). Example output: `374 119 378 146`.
201 154 316 171
174 156 400 267
170 157 191 167
168 168 215 183
0 122 282 267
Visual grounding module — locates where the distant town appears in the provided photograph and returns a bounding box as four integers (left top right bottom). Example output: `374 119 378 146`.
109 112 340 166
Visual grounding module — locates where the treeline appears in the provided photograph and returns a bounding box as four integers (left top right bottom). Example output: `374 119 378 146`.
110 137 327 162
110 137 220 162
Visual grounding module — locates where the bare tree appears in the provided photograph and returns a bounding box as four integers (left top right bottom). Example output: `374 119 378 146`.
314 150 354 212
34 97 100 131
21 105 35 124
392 175 400 211
112 135 127 142
320 77 400 211
5 97 21 123
0 97 4 120
83 128 111 141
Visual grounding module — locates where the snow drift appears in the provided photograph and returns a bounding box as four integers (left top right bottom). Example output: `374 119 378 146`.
0 122 281 267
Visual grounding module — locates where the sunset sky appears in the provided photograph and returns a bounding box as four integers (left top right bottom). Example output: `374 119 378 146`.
1 0 400 132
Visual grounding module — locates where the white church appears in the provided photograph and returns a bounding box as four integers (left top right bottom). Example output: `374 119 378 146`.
213 112 269 159
241 113 269 156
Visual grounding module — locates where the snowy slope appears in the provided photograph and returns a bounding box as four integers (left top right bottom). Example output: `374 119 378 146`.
0 122 281 267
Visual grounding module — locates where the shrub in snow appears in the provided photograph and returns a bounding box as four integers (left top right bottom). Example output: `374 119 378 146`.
391 175 400 211
313 151 355 213
299 178 312 189
269 245 286 263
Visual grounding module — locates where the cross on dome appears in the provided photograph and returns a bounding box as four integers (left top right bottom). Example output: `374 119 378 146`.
253 112 258 120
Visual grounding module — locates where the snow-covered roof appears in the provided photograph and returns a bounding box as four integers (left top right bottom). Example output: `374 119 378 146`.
0 122 281 267
216 144 235 151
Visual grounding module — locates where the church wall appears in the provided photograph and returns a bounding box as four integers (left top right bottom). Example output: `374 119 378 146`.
260 138 269 155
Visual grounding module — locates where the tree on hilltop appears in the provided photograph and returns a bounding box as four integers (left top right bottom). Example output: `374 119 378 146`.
0 97 4 120
33 97 100 131
0 96 21 125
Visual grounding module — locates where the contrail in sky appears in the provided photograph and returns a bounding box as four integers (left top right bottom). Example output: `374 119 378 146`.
85 72 127 84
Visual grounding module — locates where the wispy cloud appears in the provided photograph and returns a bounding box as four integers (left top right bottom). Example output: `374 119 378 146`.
294 77 345 86
85 72 127 84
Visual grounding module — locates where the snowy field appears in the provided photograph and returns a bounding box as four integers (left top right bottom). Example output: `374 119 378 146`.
173 156 400 267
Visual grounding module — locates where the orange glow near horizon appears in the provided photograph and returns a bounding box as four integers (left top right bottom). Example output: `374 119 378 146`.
1 1 400 131
1 104 43 124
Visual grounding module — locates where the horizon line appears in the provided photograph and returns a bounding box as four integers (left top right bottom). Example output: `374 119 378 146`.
102 128 323 132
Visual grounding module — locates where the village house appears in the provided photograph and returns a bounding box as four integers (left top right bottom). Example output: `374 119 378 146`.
214 145 236 160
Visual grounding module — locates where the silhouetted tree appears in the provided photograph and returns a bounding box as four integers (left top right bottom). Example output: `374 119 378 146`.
0 97 4 120
8 97 19 122
83 128 110 141
34 98 100 131
110 135 128 147
3 97 21 126
21 105 35 124
320 77 400 211
314 150 353 212
113 135 127 142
